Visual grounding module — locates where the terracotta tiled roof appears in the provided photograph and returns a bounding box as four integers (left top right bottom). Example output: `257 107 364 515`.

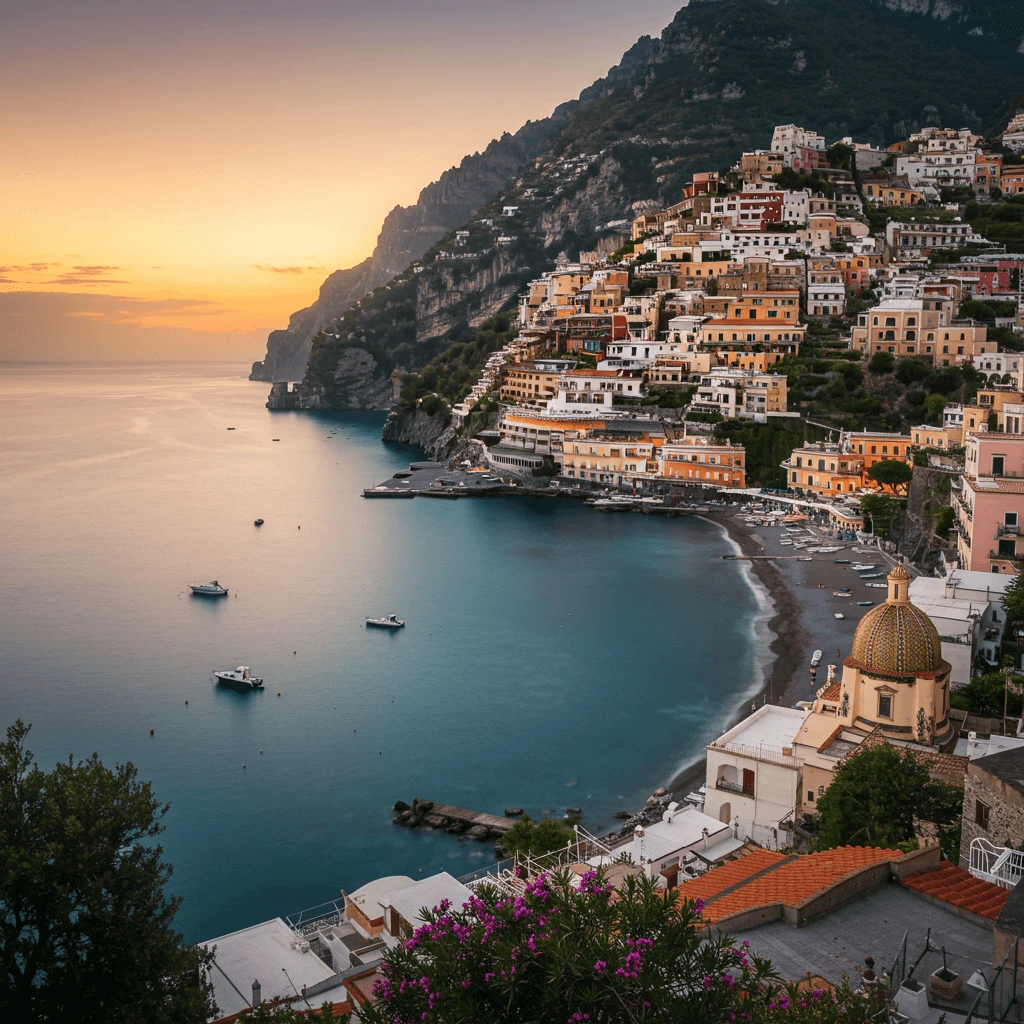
848 730 969 786
675 849 786 905
818 682 841 702
902 863 1010 921
678 846 902 924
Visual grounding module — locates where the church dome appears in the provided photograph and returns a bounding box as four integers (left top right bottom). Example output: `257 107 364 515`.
848 563 943 678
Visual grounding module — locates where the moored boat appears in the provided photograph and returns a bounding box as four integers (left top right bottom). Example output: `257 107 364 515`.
215 666 263 690
367 614 405 629
190 580 228 597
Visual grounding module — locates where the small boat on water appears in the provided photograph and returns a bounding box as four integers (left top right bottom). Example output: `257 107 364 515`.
859 572 883 579
835 559 851 564
857 601 874 606
834 613 845 620
798 556 813 561
215 666 263 690
367 614 405 629
254 518 264 526
811 649 823 668
833 591 852 597
190 581 228 597
866 582 887 589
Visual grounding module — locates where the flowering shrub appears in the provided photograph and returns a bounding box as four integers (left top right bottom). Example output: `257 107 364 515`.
361 868 884 1023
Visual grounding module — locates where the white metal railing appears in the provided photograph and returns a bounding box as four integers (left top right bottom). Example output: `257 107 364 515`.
969 836 1024 889
709 740 801 769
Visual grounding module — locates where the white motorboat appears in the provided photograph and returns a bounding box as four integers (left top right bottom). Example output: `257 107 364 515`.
215 666 263 689
834 613 845 620
811 649 823 667
190 581 228 597
367 614 405 629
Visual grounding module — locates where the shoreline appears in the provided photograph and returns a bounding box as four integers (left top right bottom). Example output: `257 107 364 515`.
666 512 810 797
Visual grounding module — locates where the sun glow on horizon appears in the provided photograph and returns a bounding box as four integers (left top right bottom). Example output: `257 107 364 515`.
1 0 683 362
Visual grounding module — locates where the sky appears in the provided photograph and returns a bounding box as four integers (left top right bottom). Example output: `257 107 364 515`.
1 0 684 363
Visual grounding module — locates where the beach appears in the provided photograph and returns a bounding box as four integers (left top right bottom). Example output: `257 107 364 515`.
668 508 897 796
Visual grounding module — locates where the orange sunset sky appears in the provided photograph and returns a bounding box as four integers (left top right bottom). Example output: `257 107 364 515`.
2 0 684 364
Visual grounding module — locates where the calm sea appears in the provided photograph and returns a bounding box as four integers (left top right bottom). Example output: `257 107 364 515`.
0 363 770 941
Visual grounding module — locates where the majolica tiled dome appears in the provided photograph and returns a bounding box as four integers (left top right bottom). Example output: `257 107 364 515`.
849 563 943 678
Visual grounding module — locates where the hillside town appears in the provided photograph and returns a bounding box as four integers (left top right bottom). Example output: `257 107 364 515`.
404 117 1024 582
196 113 1024 1023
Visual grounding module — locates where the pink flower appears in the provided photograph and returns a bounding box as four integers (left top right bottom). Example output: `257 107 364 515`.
593 960 607 974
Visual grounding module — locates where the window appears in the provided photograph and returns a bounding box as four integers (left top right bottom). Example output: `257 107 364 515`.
807 790 815 803
976 799 990 830
993 456 1005 476
878 694 892 719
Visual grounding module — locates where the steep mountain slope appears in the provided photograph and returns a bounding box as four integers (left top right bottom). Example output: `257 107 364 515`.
249 118 565 381
266 0 1024 408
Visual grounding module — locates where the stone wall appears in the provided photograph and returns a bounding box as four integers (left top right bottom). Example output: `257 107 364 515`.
959 762 1024 866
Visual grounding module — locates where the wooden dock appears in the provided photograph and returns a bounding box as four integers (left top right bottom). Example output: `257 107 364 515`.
426 802 514 833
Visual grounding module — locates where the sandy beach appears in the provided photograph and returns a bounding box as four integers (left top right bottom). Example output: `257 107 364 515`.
668 509 898 796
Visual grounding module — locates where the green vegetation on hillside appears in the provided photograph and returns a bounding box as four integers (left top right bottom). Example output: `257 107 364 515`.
714 419 802 489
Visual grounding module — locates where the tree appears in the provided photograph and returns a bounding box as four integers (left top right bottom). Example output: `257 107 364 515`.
950 672 1024 718
0 722 217 1024
501 815 577 859
867 459 913 495
1004 570 1024 629
360 869 880 1024
868 351 894 375
812 745 962 852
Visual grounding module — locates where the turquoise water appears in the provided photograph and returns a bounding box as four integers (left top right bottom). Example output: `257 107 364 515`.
0 364 769 941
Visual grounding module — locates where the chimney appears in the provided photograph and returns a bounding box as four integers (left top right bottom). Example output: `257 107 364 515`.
252 979 261 1007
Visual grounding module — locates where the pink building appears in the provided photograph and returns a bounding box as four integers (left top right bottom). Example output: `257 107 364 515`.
956 433 1024 573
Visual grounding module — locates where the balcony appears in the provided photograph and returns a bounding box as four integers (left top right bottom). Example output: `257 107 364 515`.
715 777 754 797
990 551 1023 564
997 524 1019 537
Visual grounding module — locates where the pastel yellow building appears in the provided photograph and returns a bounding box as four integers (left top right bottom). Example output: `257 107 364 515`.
911 424 963 449
561 434 664 487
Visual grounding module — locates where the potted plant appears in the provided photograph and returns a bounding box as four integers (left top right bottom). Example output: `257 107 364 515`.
930 948 964 1002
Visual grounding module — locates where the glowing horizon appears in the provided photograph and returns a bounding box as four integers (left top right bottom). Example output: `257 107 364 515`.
1 0 684 363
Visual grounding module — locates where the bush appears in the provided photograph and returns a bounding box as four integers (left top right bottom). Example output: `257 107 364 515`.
362 869 882 1024
868 351 895 375
895 357 930 386
501 815 576 858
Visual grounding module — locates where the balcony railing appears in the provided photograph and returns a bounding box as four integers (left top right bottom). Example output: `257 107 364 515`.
989 550 1023 563
997 524 1019 537
716 777 755 797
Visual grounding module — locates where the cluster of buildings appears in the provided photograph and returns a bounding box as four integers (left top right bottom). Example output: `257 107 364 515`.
452 121 1024 502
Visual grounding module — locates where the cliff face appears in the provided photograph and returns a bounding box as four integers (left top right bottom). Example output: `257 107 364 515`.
380 406 455 461
250 119 563 382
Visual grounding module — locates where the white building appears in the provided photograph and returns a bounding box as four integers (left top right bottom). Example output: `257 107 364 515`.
771 124 826 168
782 189 811 226
973 352 1022 388
897 129 979 188
909 570 1012 686
703 705 808 851
547 369 642 412
379 872 472 941
593 804 739 885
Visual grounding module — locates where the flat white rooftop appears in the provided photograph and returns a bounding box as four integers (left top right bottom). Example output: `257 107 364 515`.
201 917 338 1018
712 704 807 753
